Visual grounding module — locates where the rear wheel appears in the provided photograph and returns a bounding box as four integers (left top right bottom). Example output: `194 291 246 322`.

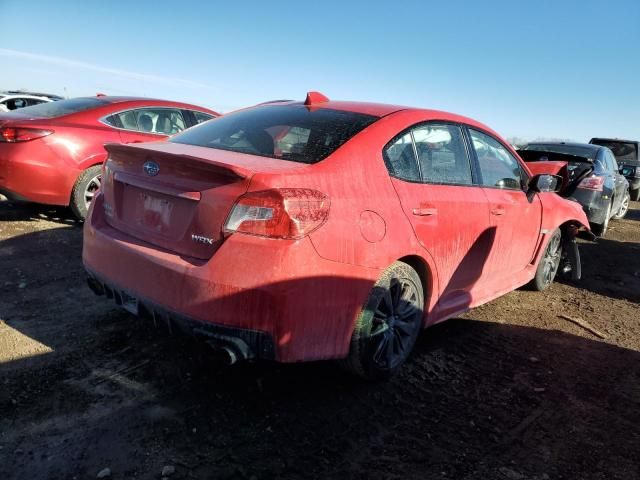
343 262 424 381
629 188 640 202
591 200 612 237
527 229 562 291
613 190 630 219
70 165 102 220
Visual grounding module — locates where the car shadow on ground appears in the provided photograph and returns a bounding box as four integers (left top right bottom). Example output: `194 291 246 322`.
1 225 639 479
571 236 640 303
0 198 79 225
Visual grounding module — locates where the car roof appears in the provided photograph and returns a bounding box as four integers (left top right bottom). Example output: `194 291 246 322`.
0 94 53 100
261 99 498 134
591 137 639 144
78 96 219 115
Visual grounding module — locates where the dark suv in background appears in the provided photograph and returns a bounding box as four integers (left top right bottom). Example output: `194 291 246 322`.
590 138 640 201
519 142 629 236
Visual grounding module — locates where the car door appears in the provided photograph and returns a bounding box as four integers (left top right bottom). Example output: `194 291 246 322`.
466 128 542 291
384 123 492 316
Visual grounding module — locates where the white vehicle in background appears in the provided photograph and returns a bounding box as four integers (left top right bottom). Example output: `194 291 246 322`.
0 91 64 112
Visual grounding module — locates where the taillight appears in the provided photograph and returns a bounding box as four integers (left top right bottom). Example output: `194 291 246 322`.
577 175 604 191
0 127 53 143
224 189 330 239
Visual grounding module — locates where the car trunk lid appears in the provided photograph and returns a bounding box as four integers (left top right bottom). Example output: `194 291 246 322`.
518 150 594 197
101 142 308 259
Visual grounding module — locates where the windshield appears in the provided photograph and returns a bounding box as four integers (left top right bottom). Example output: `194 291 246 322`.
3 97 108 118
170 105 379 164
590 140 638 164
523 144 597 160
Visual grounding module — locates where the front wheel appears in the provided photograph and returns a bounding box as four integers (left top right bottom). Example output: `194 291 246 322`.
343 262 424 381
70 165 102 220
527 229 562 292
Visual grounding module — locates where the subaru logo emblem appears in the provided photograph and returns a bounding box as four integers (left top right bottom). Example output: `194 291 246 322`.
143 161 160 176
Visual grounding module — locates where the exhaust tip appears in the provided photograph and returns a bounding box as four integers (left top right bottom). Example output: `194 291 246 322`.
87 277 104 296
220 346 238 366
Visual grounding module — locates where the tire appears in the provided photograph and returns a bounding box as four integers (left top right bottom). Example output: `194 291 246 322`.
527 229 562 292
343 261 424 381
630 188 640 202
70 165 102 220
613 190 630 220
590 200 612 237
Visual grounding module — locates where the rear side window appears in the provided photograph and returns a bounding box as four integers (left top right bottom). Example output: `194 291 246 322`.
107 108 186 135
193 111 214 124
384 132 420 181
171 105 379 164
6 97 108 118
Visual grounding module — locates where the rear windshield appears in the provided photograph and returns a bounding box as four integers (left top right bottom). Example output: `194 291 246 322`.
590 140 638 163
523 144 597 160
170 105 379 164
5 97 108 118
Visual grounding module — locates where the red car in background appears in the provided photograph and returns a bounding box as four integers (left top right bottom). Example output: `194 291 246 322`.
83 92 590 380
0 96 218 218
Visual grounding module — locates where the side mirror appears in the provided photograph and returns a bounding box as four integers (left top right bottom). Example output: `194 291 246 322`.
529 174 562 193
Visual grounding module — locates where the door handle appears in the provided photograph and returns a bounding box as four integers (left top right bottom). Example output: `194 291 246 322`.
490 208 506 216
412 207 438 216
126 140 143 143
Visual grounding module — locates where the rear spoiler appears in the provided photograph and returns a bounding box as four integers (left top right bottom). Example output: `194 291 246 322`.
517 149 593 164
104 143 253 180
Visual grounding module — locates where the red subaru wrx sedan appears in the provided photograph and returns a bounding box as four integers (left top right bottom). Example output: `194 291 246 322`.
0 96 218 218
83 92 589 379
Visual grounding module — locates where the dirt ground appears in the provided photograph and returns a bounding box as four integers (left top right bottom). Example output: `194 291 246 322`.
1 199 639 480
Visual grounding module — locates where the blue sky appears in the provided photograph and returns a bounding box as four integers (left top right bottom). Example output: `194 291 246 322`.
1 0 639 141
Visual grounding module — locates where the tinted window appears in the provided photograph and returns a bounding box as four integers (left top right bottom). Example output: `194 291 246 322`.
193 111 214 124
384 132 420 181
524 143 597 160
413 124 472 185
171 105 378 164
4 97 108 118
590 140 638 163
470 129 523 189
26 98 46 106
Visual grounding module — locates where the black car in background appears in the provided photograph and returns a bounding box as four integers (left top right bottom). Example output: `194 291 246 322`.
589 138 640 201
519 142 629 236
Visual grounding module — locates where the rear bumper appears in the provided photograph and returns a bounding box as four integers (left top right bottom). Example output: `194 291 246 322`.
569 189 610 225
83 194 380 362
86 270 276 360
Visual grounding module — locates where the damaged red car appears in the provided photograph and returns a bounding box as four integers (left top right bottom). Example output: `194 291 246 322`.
83 92 589 379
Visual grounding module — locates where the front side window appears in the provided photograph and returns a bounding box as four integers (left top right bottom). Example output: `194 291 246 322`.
470 129 523 189
413 124 472 185
171 105 378 164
